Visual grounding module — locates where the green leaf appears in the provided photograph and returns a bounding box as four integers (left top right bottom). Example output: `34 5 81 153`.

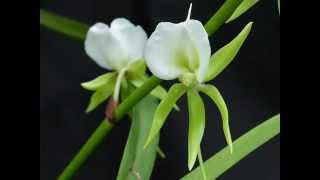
187 90 206 170
181 114 280 180
81 72 117 91
204 22 253 82
40 9 89 40
197 84 233 153
126 60 146 81
86 80 116 113
226 0 259 23
144 83 186 148
117 95 160 180
131 78 180 111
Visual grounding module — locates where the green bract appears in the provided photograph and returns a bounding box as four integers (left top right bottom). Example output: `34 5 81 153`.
204 22 253 82
144 83 186 148
187 90 206 170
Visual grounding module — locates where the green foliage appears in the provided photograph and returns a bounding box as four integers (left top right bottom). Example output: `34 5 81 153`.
181 114 280 180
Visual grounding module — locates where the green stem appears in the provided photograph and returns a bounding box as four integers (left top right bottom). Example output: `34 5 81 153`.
205 0 244 36
113 69 127 102
58 120 114 180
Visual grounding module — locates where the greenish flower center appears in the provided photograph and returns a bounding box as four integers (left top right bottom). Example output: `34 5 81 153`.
179 72 198 88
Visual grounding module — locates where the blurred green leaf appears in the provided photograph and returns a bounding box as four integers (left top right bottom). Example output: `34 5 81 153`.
187 90 206 170
126 60 146 81
85 79 116 113
277 0 280 14
197 84 233 153
226 0 259 23
40 9 89 40
117 95 159 180
144 83 186 148
181 114 280 180
204 22 253 82
81 72 117 91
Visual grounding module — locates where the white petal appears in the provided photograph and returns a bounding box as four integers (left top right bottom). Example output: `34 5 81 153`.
111 18 135 30
145 20 210 82
185 20 211 82
145 23 183 80
111 18 148 64
84 22 128 70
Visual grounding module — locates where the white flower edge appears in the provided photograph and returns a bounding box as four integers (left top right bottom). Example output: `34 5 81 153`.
84 18 148 71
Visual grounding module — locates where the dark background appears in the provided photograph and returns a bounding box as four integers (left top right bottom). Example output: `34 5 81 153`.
40 0 280 179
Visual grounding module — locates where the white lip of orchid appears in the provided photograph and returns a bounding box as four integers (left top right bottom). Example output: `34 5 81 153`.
84 18 148 102
144 3 211 86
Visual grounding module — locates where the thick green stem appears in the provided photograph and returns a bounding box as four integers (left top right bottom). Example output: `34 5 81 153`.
58 120 114 180
205 0 243 36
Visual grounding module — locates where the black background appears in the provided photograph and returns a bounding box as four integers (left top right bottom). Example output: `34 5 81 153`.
40 0 280 179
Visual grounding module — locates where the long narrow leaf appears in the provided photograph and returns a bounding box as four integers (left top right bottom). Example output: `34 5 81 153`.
117 95 159 180
204 22 253 82
181 114 280 180
198 84 233 153
144 83 186 148
187 90 206 170
40 9 89 40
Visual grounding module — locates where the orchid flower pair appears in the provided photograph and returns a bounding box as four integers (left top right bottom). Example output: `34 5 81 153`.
82 3 253 171
81 18 170 113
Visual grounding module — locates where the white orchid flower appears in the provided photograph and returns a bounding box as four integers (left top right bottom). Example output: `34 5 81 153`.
145 4 211 87
85 18 147 71
144 3 253 172
83 18 147 103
